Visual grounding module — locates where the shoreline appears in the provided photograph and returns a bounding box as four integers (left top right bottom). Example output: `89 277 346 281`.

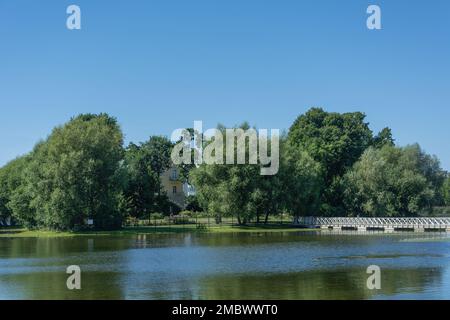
2 225 448 239
0 225 317 238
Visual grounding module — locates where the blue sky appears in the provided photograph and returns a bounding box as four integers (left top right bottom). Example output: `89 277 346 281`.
0 0 449 169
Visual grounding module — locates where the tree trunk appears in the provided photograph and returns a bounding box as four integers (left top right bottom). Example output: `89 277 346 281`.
264 211 270 224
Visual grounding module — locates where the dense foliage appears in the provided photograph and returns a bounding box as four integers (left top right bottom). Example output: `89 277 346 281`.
0 108 448 229
190 124 262 224
1 114 125 230
193 108 447 221
443 176 450 206
0 155 31 225
342 145 445 216
287 108 374 215
120 136 174 219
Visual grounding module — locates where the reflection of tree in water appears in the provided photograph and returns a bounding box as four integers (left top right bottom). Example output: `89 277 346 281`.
1 271 125 299
198 268 444 300
193 231 327 247
193 231 442 248
0 237 130 299
1 235 448 299
4 237 132 259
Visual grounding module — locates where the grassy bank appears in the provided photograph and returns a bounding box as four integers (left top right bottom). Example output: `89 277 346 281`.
0 224 317 238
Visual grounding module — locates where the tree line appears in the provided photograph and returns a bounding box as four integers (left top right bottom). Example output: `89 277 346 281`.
0 108 449 230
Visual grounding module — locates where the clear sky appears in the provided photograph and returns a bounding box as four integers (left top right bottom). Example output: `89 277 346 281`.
0 0 449 169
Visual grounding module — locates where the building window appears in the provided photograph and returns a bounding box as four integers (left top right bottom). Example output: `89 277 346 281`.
173 186 177 194
170 169 178 181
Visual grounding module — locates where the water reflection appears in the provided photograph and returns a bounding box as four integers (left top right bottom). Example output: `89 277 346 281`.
198 267 445 300
0 232 449 299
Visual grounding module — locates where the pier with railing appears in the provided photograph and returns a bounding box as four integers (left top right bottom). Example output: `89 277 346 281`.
295 216 450 232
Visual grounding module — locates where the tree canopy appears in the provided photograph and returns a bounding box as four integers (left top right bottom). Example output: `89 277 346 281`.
190 124 262 224
121 136 174 218
287 108 373 179
4 113 125 230
0 155 31 224
443 175 450 206
0 108 448 229
287 108 374 215
342 144 445 217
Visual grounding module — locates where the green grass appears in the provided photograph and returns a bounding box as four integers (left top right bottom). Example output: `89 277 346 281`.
0 224 317 238
0 228 75 238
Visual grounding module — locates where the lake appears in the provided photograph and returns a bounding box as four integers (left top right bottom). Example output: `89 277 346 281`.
1 231 450 299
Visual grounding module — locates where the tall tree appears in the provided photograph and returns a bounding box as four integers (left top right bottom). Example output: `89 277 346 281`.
0 155 31 225
120 143 160 218
10 113 126 230
190 123 269 225
281 145 323 220
443 175 450 206
121 136 174 217
342 144 444 217
174 128 197 184
287 108 373 215
372 127 395 148
141 136 173 195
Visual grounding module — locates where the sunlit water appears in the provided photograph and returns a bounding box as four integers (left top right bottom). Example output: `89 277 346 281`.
1 231 450 299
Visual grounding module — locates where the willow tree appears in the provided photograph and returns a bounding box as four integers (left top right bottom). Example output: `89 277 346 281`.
342 144 445 217
0 155 31 225
190 123 262 225
11 113 126 230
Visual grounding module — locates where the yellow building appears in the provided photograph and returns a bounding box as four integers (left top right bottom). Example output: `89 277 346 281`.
161 165 185 211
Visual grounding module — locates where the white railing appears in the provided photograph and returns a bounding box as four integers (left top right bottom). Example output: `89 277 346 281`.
296 216 450 227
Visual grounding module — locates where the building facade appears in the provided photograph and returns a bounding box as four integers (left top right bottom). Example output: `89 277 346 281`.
161 166 186 210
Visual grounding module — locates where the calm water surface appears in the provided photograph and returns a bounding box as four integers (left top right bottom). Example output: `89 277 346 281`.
1 231 450 299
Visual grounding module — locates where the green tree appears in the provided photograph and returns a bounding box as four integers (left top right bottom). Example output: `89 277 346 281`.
190 123 268 225
372 127 395 148
441 175 450 206
249 173 283 224
174 128 197 184
342 144 443 217
11 113 126 230
121 135 176 217
0 155 31 225
287 108 373 215
0 164 14 224
192 163 262 225
281 145 323 220
120 143 160 218
141 136 173 195
190 124 323 224
185 195 203 212
0 192 7 224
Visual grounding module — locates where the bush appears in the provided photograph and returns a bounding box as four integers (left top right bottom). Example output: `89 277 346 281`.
125 216 139 226
420 207 450 217
185 195 203 212
196 223 208 231
179 210 196 217
149 212 164 220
